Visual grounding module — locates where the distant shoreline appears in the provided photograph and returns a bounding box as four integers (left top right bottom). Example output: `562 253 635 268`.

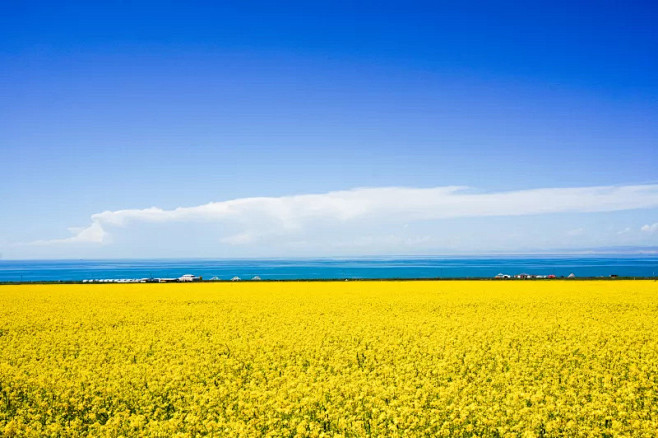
1 277 655 285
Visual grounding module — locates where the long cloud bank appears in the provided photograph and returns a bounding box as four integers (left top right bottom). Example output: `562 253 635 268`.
30 184 658 246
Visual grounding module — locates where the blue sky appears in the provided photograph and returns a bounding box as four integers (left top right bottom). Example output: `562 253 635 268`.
1 1 657 258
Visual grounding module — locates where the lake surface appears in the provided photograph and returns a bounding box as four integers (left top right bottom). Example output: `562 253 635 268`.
1 257 657 282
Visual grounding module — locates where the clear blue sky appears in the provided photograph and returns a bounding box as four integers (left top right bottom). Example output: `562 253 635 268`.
1 1 657 258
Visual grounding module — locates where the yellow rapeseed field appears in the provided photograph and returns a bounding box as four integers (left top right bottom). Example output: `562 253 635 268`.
0 280 656 437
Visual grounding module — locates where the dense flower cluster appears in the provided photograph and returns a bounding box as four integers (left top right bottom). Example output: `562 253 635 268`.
0 280 656 437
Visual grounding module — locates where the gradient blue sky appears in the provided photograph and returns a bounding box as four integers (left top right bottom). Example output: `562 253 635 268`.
1 1 657 258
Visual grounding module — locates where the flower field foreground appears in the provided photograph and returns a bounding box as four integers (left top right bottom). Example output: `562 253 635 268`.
0 281 657 437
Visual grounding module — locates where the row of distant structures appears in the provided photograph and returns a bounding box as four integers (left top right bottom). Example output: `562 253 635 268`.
83 274 262 283
494 273 574 279
84 273 585 283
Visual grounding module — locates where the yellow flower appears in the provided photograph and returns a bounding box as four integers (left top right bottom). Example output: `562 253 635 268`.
0 280 655 436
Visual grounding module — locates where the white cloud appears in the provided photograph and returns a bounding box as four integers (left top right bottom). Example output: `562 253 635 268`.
617 227 632 235
641 223 658 233
220 232 258 245
29 184 658 247
28 222 107 246
567 228 584 237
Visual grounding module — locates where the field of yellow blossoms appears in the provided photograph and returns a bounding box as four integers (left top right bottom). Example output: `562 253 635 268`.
0 280 657 437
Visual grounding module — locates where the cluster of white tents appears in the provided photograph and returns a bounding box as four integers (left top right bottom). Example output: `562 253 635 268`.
83 274 264 283
83 278 145 283
222 276 261 281
495 273 575 279
194 275 263 281
83 274 202 283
